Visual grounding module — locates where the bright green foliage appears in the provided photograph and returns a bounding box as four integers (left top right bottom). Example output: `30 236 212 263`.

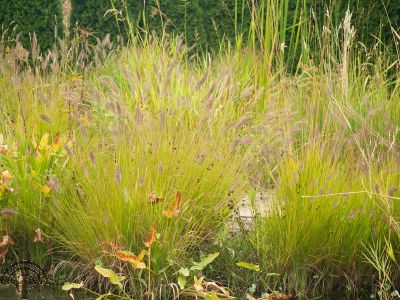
0 0 63 50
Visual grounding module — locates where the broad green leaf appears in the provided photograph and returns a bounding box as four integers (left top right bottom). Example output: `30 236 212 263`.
179 267 190 277
236 262 260 272
205 292 221 300
95 265 125 289
62 282 84 291
178 275 186 290
190 252 219 271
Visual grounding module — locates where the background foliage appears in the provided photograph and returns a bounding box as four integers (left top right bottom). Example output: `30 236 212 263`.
0 0 399 52
68 0 400 50
0 0 63 51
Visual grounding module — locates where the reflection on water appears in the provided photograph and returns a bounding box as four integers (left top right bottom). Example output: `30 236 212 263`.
0 285 90 300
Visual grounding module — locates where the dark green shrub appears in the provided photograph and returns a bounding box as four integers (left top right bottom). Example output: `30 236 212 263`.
69 0 143 43
69 0 399 52
69 0 254 51
0 0 63 51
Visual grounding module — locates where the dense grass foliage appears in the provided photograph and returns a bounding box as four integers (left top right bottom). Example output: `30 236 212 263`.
1 1 400 299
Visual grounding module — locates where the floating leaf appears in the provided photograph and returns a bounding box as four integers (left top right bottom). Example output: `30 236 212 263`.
190 252 219 271
178 275 186 290
95 265 125 289
179 267 190 277
116 250 146 269
62 282 84 291
144 224 156 248
193 276 204 292
205 292 222 300
236 262 260 272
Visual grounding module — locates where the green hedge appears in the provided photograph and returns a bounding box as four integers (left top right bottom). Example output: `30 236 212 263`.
0 0 63 51
309 0 400 46
69 0 399 51
69 0 253 50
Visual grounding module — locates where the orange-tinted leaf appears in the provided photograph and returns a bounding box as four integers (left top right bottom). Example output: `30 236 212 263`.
268 292 293 300
175 191 182 206
144 224 156 248
116 250 147 269
162 191 183 218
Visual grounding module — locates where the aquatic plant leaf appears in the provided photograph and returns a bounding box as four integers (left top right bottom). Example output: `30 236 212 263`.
236 262 260 272
95 265 125 288
179 267 190 277
190 252 219 271
193 276 204 292
116 250 146 269
205 292 221 300
62 282 84 291
178 275 186 290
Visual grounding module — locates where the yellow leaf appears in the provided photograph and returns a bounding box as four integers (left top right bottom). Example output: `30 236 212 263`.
41 184 51 196
116 250 147 269
193 276 204 292
38 133 49 151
